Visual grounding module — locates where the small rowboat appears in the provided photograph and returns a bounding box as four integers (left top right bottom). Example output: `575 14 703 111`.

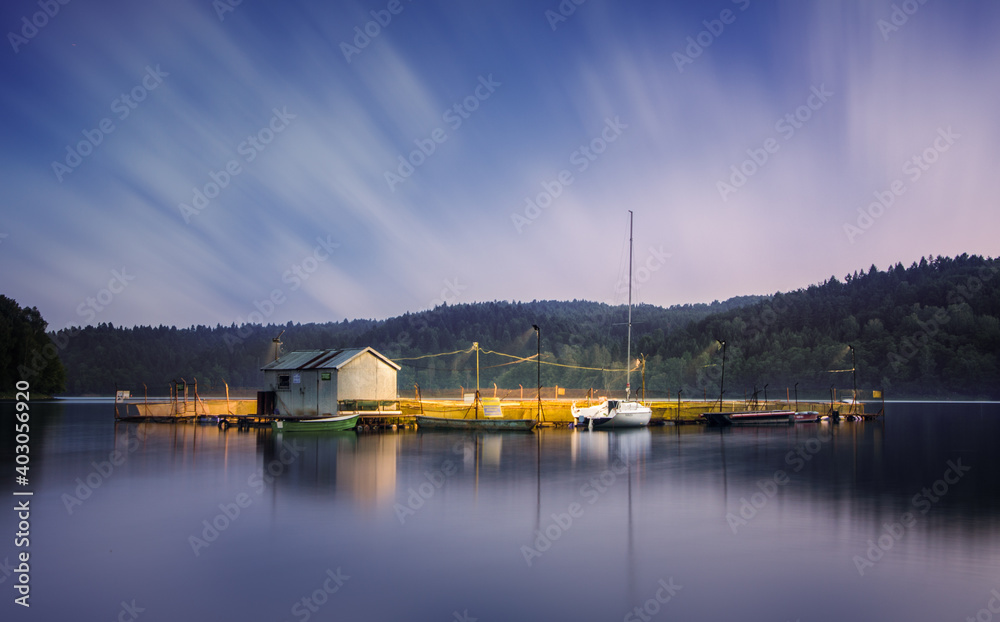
271 413 359 432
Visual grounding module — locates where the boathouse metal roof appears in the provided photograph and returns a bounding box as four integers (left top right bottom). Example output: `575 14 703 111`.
260 347 401 372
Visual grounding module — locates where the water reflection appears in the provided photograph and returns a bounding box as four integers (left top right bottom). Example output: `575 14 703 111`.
5 402 1000 621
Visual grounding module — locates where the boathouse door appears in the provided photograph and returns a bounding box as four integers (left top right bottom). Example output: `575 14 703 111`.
319 370 337 416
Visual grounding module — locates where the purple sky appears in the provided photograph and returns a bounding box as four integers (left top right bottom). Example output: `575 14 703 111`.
2 0 998 330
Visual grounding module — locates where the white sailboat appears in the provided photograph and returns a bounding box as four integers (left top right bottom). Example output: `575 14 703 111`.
571 211 652 429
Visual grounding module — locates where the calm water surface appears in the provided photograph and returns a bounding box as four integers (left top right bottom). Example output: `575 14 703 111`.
2 401 999 621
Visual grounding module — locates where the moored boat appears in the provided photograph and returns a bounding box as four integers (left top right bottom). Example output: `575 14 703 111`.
701 410 795 426
271 412 359 432
794 411 820 422
572 211 652 429
415 415 537 431
573 399 652 428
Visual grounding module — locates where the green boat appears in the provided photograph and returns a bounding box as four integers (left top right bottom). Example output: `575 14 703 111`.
271 413 359 432
415 415 537 431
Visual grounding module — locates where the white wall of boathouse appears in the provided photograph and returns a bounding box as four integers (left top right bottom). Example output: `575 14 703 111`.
260 348 399 418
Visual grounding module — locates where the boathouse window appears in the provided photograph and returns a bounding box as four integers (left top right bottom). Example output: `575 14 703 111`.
277 374 290 390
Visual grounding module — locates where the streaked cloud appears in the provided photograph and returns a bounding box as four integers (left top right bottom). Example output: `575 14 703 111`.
1 0 997 328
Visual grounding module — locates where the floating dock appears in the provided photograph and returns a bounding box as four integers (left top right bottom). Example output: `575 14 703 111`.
114 393 878 430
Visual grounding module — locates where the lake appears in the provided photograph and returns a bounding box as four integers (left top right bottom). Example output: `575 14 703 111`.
2 401 999 621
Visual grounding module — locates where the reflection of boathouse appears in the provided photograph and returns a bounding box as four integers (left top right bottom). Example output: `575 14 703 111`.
259 348 400 418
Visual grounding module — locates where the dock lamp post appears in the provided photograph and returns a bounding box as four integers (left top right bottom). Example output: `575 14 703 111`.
848 344 858 413
794 382 799 412
716 339 726 412
532 325 542 422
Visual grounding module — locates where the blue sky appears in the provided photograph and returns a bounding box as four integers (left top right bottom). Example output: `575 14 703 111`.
2 0 998 330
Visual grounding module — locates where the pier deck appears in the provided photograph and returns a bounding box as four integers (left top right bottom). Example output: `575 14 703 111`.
114 396 879 429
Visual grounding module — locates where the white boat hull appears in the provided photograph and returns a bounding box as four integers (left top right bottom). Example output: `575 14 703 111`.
572 400 651 428
601 401 652 428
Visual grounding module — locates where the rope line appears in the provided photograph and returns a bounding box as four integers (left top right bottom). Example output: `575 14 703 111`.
392 347 474 361
392 346 631 372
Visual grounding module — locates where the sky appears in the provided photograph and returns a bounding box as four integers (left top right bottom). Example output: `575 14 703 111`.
1 0 999 331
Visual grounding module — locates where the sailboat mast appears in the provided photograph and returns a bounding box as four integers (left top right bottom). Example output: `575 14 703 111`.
626 210 633 400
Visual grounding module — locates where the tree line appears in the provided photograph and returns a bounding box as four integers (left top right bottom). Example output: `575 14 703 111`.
5 254 998 399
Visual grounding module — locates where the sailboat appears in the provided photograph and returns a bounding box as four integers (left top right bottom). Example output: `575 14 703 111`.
571 211 653 429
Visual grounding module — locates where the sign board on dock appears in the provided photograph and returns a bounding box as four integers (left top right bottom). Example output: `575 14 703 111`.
482 397 503 418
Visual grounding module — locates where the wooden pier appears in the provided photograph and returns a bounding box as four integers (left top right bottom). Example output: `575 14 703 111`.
114 392 881 430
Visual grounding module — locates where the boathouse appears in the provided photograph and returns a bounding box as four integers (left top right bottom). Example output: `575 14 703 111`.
259 347 400 418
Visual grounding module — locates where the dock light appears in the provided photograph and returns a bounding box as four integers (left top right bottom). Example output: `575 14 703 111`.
848 344 858 413
532 325 541 421
716 339 726 412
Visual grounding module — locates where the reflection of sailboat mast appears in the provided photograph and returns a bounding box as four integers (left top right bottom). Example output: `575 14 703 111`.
626 456 637 607
719 429 729 509
535 429 541 532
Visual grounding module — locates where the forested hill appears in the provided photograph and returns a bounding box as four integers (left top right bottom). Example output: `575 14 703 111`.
646 254 1000 400
45 254 1000 399
53 296 761 395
